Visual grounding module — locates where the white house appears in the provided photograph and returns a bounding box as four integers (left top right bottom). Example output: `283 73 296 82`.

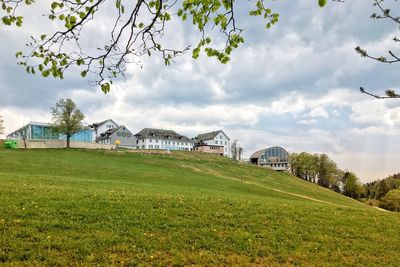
89 119 119 141
135 128 194 151
194 130 231 157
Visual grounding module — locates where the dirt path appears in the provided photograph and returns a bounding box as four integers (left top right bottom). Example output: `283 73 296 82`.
270 188 351 208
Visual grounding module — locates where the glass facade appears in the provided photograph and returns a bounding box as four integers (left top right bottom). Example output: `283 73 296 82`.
69 129 92 142
30 125 59 140
260 147 289 163
26 124 92 142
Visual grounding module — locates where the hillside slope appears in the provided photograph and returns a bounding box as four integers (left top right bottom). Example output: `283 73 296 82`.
0 149 399 266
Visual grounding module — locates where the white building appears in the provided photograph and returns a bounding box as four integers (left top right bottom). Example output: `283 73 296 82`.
135 128 194 151
97 125 137 148
194 130 231 157
89 119 119 141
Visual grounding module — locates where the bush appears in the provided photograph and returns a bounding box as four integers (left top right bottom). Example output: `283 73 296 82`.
380 189 400 212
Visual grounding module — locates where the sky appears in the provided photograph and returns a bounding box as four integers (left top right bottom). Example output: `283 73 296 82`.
1 0 399 182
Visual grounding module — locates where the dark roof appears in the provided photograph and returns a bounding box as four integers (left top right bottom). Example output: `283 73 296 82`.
135 128 192 142
194 130 230 141
90 119 119 129
96 125 132 141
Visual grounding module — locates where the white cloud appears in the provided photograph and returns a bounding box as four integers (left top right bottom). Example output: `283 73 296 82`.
298 119 318 125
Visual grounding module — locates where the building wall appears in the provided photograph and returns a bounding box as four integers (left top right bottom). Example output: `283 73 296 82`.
260 162 289 171
16 140 113 149
194 145 224 155
137 138 193 151
110 127 137 148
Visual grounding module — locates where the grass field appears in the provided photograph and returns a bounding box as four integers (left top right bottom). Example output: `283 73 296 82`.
0 149 399 266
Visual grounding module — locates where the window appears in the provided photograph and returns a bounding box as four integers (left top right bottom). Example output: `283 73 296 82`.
220 141 223 145
149 139 152 143
225 141 227 145
220 135 223 139
142 145 145 149
142 139 145 142
156 139 158 143
215 140 218 144
225 147 227 152
173 142 175 145
155 145 159 149
149 145 153 149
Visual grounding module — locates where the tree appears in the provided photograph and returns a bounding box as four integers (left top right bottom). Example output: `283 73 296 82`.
356 0 400 99
317 154 340 189
380 189 400 212
342 171 363 199
238 146 243 161
1 0 327 93
50 98 85 148
0 115 4 135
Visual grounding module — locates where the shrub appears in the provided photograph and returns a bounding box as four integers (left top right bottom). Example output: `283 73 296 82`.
380 189 400 212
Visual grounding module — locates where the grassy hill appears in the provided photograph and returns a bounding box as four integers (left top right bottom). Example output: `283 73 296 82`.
0 149 399 266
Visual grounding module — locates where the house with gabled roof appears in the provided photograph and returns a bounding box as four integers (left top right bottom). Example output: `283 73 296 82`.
193 130 231 157
89 119 119 141
135 128 194 151
97 125 136 148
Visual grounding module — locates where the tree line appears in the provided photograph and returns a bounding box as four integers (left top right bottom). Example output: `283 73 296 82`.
362 173 400 212
289 152 400 211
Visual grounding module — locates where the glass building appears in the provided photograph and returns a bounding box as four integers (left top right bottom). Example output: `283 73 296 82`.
7 122 93 143
250 146 289 171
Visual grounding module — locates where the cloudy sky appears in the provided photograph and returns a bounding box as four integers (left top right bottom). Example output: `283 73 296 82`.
1 0 399 182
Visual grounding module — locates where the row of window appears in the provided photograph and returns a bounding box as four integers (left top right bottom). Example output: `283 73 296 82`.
116 132 131 137
267 163 288 168
214 140 227 145
141 139 192 146
218 135 227 140
141 145 191 151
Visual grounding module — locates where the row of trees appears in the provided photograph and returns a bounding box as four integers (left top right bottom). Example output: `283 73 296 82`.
289 152 363 198
290 152 400 211
363 173 400 211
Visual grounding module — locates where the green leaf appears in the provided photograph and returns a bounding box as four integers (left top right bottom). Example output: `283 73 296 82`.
101 83 111 94
318 0 327 7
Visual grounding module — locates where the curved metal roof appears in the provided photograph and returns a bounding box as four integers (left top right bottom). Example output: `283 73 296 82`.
250 146 289 159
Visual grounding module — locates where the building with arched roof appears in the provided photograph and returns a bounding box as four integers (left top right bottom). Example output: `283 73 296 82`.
250 146 290 171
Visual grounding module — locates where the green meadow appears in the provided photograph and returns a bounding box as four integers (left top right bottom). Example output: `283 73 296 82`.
0 149 399 266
